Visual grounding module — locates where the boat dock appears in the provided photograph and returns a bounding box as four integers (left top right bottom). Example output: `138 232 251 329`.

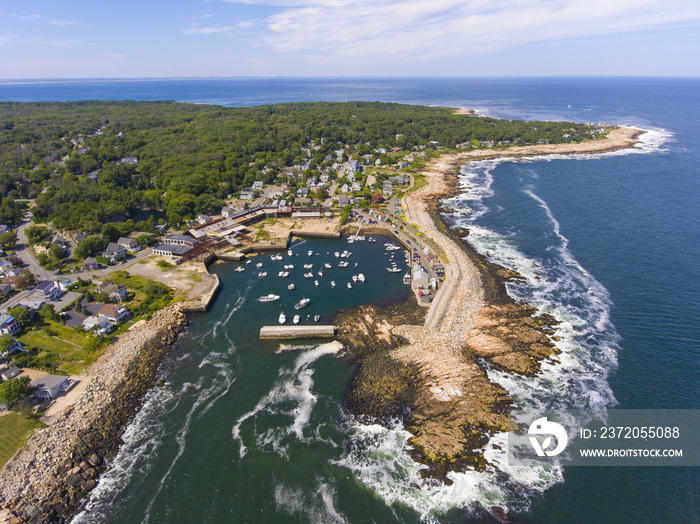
259 325 336 340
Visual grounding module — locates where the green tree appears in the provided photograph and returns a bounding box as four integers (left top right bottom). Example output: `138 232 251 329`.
8 306 32 328
25 226 52 245
0 334 17 355
75 236 107 259
0 376 33 405
0 231 17 250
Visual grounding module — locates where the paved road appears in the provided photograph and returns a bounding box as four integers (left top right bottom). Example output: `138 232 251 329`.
15 211 52 281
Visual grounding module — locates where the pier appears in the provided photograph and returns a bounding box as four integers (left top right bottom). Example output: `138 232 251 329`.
259 325 336 340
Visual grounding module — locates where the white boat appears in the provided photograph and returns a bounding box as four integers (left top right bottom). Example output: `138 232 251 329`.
259 294 280 302
314 315 320 322
347 239 354 244
338 261 349 268
352 275 358 283
358 273 365 282
284 264 294 269
334 252 340 258
385 243 401 251
324 263 331 269
318 270 323 277
293 314 300 324
279 312 286 324
258 271 268 277
278 271 289 277
270 255 277 261
308 250 313 256
331 281 336 287
303 264 313 269
314 280 319 287
387 267 401 273
288 283 295 290
234 267 244 272
304 272 313 278
288 249 293 257
347 282 352 289
256 262 263 268
403 273 411 285
295 298 310 309
340 250 351 258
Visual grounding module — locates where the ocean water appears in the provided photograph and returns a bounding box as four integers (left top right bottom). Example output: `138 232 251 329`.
3 78 696 522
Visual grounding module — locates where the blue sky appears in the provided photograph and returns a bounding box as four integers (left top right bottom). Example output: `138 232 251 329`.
1 0 699 79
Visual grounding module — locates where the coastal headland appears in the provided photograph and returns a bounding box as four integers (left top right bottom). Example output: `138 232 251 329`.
338 125 645 483
0 118 644 522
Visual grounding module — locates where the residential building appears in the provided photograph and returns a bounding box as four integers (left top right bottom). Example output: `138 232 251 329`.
98 304 131 324
240 187 254 200
31 375 71 400
340 183 350 193
221 206 234 218
96 282 129 302
0 314 20 336
0 283 11 297
0 339 25 358
118 157 139 165
117 237 140 252
197 214 213 225
82 315 114 335
83 258 99 271
252 180 264 191
0 365 21 380
57 278 72 292
351 182 362 192
35 280 62 301
104 243 126 262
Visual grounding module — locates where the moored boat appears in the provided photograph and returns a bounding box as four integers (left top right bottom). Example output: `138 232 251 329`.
259 294 280 302
279 312 286 324
357 273 365 282
294 297 310 309
293 314 300 324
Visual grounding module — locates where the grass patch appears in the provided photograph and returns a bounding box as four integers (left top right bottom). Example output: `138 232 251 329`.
188 274 203 283
0 412 45 468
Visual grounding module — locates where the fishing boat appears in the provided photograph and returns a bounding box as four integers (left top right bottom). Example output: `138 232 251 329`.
293 314 300 324
387 267 401 273
304 272 313 278
259 294 280 302
278 271 289 277
294 298 310 310
234 267 244 272
258 271 268 277
324 263 331 269
385 243 401 251
256 262 263 268
303 264 313 269
314 315 320 322
284 264 294 269
403 273 411 285
288 283 295 290
340 250 351 258
279 312 286 324
338 261 349 268
331 281 336 287
357 273 365 282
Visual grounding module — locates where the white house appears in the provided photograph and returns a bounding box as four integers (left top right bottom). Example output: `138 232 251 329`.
98 304 131 324
82 315 114 335
31 375 72 400
117 237 140 252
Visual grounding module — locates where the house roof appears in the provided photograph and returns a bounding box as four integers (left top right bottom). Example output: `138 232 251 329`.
31 374 68 390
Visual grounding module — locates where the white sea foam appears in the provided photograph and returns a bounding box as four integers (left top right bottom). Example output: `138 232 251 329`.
273 479 347 524
232 342 341 458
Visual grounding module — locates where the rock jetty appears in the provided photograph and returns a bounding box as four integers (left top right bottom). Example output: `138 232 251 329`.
0 277 219 523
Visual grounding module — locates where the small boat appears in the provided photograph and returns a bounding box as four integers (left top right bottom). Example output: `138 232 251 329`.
403 273 411 285
324 263 331 269
318 270 323 277
385 243 401 251
387 267 401 273
352 275 358 283
358 273 365 282
304 272 313 278
288 249 293 257
331 281 336 287
314 315 320 322
347 239 354 244
293 314 300 324
279 312 286 324
303 264 313 269
340 250 351 258
278 271 289 277
246 259 252 264
259 294 280 302
295 298 310 309
308 250 313 256
347 282 352 289
334 252 340 258
338 261 349 268
288 283 295 290
284 264 294 269
258 271 268 277
234 267 244 272
256 262 263 268
314 280 319 287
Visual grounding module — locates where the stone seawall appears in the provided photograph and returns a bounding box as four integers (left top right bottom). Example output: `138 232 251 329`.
0 277 220 523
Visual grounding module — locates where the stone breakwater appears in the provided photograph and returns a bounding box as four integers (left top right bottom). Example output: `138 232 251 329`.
0 276 219 523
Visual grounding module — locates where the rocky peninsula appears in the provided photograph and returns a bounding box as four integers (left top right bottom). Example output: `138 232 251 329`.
339 126 645 481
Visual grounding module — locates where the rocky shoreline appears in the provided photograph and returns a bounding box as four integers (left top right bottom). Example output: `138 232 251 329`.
0 276 219 524
338 128 644 485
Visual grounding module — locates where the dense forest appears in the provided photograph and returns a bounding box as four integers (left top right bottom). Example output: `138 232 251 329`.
0 100 602 230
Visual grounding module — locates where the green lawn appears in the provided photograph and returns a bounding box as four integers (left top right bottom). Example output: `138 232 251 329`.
0 412 45 468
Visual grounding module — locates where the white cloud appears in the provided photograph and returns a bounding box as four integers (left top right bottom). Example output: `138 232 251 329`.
50 20 74 26
184 25 241 35
257 0 700 63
